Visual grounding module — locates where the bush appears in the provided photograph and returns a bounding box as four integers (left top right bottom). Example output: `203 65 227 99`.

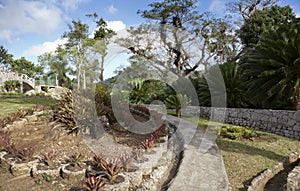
53 91 77 134
2 80 21 92
220 125 261 140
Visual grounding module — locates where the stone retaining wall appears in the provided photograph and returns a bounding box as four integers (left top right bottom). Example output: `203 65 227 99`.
179 106 300 140
147 105 300 140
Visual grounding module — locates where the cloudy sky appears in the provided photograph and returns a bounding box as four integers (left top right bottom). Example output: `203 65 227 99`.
0 0 299 78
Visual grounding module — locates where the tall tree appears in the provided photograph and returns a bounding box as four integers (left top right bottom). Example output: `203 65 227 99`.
194 62 248 108
0 46 13 68
38 46 73 88
87 13 116 83
10 57 43 78
225 0 279 61
239 5 296 48
63 19 91 89
241 19 300 110
117 0 235 77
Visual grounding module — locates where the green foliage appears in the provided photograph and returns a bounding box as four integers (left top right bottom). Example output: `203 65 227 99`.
10 57 43 78
53 91 78 134
2 80 21 92
38 46 73 88
194 63 249 108
220 125 261 140
164 93 191 117
66 152 84 167
0 45 13 68
239 5 296 47
241 19 300 110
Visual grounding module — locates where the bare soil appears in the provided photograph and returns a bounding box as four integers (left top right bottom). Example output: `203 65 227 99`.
0 111 150 191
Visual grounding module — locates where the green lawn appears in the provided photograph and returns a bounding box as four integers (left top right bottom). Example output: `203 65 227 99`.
185 116 300 191
0 97 57 118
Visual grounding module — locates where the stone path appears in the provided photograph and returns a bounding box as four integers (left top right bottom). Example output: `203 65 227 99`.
165 115 229 191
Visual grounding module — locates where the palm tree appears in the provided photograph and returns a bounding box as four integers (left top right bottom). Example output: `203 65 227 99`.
165 94 191 117
241 19 300 110
194 62 248 108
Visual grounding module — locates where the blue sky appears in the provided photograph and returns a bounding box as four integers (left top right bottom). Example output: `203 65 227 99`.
0 0 300 79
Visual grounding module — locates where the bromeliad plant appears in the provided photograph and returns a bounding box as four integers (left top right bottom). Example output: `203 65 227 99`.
16 146 35 162
141 136 156 152
0 130 11 151
131 147 145 163
66 153 84 167
83 176 106 191
53 91 78 134
119 153 133 172
41 150 58 167
98 157 123 181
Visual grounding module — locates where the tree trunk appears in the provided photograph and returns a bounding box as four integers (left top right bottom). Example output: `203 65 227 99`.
176 108 181 118
295 86 300 111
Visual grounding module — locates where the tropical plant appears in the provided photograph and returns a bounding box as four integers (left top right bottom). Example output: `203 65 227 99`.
164 93 191 117
141 136 156 152
98 157 123 181
41 150 58 167
119 153 133 172
16 146 35 162
2 80 21 92
194 63 249 108
131 147 145 163
241 19 300 110
83 176 106 191
53 91 78 134
66 153 84 167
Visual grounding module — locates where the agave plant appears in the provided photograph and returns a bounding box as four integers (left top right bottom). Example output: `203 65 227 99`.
83 176 106 191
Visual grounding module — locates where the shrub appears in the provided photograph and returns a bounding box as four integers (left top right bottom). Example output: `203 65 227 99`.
53 91 78 134
2 80 21 92
220 125 261 140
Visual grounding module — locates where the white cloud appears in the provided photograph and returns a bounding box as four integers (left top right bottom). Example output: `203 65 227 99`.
209 0 226 15
0 0 63 41
108 5 118 14
61 0 89 12
107 21 126 32
24 38 67 57
296 12 300 18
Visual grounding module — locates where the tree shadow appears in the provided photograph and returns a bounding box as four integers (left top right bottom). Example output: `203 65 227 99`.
217 138 284 162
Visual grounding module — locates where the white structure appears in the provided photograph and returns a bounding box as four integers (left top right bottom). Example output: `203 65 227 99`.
0 67 35 92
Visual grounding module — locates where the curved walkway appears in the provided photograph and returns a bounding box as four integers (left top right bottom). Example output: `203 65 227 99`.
165 115 229 191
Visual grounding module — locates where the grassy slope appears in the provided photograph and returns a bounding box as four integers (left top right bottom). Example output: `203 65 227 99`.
185 116 300 191
0 97 57 118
